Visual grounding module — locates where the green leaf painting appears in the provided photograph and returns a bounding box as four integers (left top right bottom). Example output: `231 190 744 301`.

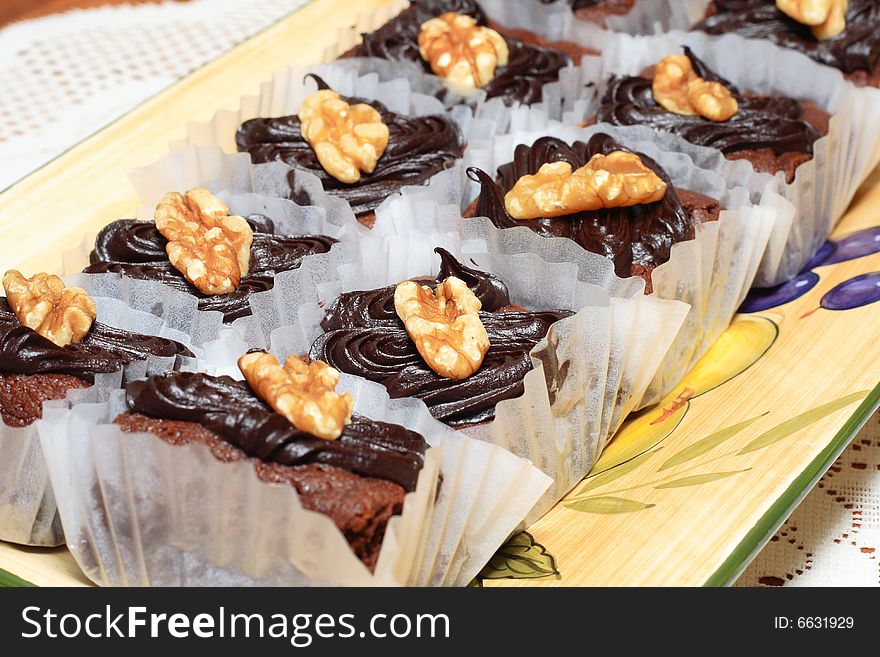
737 391 869 455
658 414 767 470
565 390 871 517
478 532 560 581
653 470 750 489
576 449 659 495
564 497 655 514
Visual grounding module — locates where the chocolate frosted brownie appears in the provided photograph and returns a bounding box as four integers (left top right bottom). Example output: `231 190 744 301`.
309 248 573 427
594 47 829 182
118 371 428 569
84 214 336 322
0 297 192 427
236 76 464 227
342 0 593 106
694 0 880 87
467 133 721 292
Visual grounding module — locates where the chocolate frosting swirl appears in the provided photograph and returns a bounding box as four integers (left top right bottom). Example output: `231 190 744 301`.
694 0 880 75
345 0 571 106
596 47 823 157
126 371 427 491
321 248 512 331
236 76 464 217
0 298 192 380
470 133 712 279
84 217 337 322
310 248 573 426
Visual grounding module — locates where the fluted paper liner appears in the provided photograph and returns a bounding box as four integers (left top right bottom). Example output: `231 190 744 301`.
478 0 708 36
37 375 551 586
551 30 880 286
374 120 785 404
129 150 361 238
605 0 709 34
0 292 202 547
208 219 689 517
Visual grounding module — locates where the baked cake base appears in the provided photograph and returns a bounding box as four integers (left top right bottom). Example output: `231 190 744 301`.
0 373 90 428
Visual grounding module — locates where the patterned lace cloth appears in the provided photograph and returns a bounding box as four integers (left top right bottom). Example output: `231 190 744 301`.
0 0 877 587
736 414 880 586
0 0 306 190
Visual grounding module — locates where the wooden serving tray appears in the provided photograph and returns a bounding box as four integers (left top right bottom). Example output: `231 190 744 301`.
2 0 880 587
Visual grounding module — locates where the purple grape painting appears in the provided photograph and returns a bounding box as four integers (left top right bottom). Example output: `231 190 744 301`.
815 227 880 267
739 272 820 313
801 241 836 271
741 226 880 313
820 273 880 311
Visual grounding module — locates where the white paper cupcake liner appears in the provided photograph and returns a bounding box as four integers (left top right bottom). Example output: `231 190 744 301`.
606 0 708 33
128 148 361 237
0 378 113 547
320 0 410 62
482 0 707 35
573 0 709 34
369 120 785 406
208 214 688 518
465 0 573 40
0 293 204 547
37 374 551 587
552 30 880 286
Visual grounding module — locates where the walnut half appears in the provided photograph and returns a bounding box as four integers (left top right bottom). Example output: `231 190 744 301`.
394 276 489 380
154 188 253 296
652 54 738 122
2 270 96 347
238 352 353 441
503 151 668 220
418 12 509 89
776 0 847 40
298 90 390 184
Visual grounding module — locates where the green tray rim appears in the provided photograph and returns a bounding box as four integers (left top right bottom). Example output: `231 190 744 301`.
704 379 880 587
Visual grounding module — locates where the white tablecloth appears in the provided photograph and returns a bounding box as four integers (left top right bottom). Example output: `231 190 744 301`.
1 0 877 587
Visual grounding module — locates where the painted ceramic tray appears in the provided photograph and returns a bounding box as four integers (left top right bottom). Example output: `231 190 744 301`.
2 0 880 587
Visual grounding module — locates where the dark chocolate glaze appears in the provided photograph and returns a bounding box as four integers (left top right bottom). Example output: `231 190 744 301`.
321 248 512 331
596 47 822 157
346 0 572 105
236 79 463 218
0 298 192 380
470 133 702 279
694 0 880 75
84 216 337 323
126 371 427 491
310 248 573 426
